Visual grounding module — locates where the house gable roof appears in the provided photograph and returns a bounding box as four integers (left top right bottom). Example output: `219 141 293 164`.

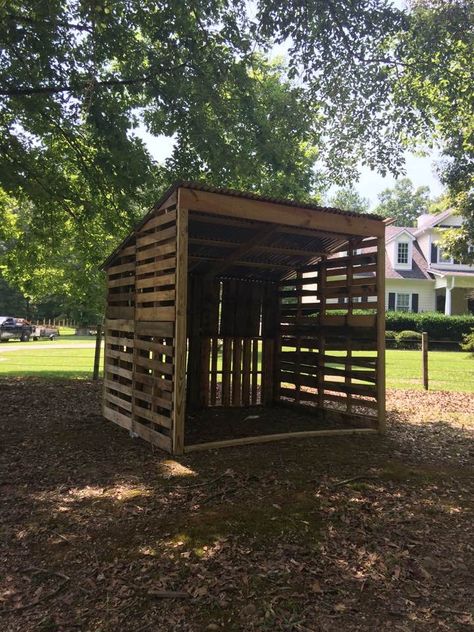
384 226 432 280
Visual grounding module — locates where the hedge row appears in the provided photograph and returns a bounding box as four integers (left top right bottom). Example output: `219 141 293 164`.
385 312 474 341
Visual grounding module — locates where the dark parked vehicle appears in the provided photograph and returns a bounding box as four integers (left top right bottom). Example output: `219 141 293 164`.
0 316 34 342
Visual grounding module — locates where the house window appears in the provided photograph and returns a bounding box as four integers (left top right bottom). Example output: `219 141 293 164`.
397 242 409 265
438 246 452 263
396 293 410 312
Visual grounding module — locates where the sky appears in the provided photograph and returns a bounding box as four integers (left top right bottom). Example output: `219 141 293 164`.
356 152 443 208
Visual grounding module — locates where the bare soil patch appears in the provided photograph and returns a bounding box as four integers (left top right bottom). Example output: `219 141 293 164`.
0 379 473 631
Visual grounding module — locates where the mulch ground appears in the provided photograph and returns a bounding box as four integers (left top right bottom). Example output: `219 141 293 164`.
0 379 473 631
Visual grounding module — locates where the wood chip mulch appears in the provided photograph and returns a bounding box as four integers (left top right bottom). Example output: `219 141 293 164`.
0 379 473 631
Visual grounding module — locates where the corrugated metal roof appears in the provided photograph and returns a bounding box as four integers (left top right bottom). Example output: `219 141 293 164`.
101 181 385 269
177 181 385 220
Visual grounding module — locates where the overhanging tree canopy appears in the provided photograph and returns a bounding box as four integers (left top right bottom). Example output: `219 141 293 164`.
1 0 472 311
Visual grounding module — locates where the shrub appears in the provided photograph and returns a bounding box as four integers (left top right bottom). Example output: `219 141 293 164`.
385 330 398 348
385 312 474 342
460 329 474 354
396 330 422 349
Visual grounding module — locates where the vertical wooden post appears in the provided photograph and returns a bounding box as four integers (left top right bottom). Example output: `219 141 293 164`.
422 331 428 390
187 277 203 410
376 235 386 433
345 240 354 414
272 283 281 405
92 322 103 380
172 193 188 455
317 257 327 409
232 338 242 405
222 338 232 406
295 271 303 404
210 337 218 406
251 338 259 404
242 338 251 406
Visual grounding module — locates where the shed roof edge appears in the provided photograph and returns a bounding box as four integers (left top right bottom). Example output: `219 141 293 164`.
100 181 385 270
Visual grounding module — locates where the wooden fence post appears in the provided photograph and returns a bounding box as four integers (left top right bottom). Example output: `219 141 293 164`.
92 323 103 381
422 332 428 390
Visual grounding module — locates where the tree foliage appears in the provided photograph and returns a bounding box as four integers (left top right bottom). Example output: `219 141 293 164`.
0 0 473 312
374 178 431 226
326 188 370 214
395 0 474 258
0 2 327 315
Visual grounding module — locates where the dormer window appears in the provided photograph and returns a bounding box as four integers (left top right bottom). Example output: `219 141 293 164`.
397 242 409 265
389 231 413 270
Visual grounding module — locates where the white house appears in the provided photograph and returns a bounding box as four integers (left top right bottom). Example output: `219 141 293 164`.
385 209 474 315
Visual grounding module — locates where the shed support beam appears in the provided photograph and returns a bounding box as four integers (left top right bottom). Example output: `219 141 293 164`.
190 256 293 271
203 224 279 278
189 237 328 259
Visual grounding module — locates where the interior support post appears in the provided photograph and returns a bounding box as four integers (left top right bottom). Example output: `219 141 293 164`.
376 235 386 433
186 277 203 411
317 257 327 409
172 195 188 455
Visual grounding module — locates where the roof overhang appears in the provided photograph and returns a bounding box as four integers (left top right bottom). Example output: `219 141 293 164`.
429 268 474 289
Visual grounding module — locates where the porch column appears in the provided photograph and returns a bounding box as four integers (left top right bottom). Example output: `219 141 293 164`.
445 286 452 315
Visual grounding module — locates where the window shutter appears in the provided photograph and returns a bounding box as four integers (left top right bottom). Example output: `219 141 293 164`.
388 292 396 311
431 243 438 263
412 293 419 313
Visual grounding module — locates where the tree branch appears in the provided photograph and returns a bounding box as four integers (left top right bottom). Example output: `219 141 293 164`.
1 75 152 97
6 13 93 33
0 63 189 97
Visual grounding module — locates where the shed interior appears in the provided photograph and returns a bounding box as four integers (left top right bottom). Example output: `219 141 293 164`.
103 183 386 454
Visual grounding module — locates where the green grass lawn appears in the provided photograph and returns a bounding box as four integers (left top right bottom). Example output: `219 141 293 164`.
0 346 100 379
386 349 474 391
0 342 472 390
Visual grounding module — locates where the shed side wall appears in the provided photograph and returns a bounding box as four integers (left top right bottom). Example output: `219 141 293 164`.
103 242 136 431
103 194 178 453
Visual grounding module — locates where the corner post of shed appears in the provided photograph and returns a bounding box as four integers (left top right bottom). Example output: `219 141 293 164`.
172 188 189 455
376 234 386 433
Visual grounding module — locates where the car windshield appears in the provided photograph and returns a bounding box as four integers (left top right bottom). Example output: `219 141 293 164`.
0 316 10 325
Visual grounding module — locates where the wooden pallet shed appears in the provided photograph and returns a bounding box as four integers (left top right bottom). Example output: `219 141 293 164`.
101 182 387 454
